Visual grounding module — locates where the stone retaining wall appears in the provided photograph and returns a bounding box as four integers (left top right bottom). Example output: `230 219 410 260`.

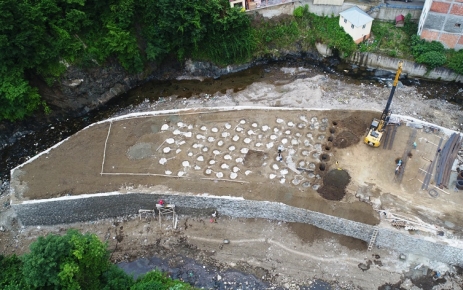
13 193 463 266
349 52 463 82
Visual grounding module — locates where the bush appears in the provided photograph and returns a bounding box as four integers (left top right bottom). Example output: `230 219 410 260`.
447 50 463 75
313 16 356 57
293 5 309 18
101 265 135 290
411 35 445 58
131 270 194 290
415 51 447 69
389 50 398 57
402 13 418 37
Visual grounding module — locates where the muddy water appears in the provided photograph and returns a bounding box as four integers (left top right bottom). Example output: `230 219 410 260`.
118 255 270 289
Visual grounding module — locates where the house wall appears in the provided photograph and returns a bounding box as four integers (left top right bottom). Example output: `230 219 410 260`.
339 15 372 43
313 0 344 6
349 51 463 82
250 1 422 22
419 0 463 50
376 6 423 21
418 0 433 35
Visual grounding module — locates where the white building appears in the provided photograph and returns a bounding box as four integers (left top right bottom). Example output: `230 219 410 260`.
339 6 374 44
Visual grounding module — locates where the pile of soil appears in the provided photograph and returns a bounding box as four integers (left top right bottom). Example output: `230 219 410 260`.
317 169 351 201
332 131 360 148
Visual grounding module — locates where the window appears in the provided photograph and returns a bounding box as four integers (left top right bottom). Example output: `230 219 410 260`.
456 23 461 28
344 19 347 23
362 24 366 29
351 24 354 29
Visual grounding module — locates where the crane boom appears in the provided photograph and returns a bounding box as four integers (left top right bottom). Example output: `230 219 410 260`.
364 61 403 147
378 62 403 130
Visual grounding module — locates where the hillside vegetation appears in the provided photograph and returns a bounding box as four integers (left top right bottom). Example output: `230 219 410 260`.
1 1 462 122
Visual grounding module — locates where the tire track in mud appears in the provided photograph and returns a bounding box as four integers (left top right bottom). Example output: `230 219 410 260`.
187 235 363 266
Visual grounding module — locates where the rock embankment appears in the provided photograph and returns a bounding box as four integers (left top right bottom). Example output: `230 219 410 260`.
13 193 463 266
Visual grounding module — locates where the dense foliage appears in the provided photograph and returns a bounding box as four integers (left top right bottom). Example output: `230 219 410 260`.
139 0 255 65
409 35 448 70
0 0 253 121
0 230 195 289
0 255 29 290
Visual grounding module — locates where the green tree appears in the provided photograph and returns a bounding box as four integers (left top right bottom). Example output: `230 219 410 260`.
22 229 111 289
0 70 44 121
0 255 30 290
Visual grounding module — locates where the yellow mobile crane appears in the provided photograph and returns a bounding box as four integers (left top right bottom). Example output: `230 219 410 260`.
364 61 403 147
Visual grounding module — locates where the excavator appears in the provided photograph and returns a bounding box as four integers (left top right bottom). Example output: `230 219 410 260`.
364 61 403 147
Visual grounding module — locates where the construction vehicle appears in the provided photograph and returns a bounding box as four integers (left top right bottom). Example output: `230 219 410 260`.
364 61 403 147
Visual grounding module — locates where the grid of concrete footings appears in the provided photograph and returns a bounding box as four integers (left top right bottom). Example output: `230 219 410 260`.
9 107 463 265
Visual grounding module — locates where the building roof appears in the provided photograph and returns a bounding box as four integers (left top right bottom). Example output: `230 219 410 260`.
339 6 374 27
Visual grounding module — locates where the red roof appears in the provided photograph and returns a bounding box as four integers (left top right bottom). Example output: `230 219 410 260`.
396 14 405 22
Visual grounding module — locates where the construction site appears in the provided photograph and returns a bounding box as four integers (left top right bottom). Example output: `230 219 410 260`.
3 64 463 288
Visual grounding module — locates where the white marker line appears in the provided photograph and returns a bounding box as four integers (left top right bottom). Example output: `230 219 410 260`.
101 172 186 178
156 140 167 151
200 178 249 184
101 122 112 175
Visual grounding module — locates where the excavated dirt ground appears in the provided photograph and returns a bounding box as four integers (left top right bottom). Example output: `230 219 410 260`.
11 109 381 225
3 67 463 289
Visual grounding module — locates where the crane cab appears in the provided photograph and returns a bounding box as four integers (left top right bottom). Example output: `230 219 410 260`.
364 129 383 147
370 118 380 130
364 118 384 147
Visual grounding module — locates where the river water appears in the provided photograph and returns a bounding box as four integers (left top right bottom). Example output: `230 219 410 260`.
1 59 462 185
